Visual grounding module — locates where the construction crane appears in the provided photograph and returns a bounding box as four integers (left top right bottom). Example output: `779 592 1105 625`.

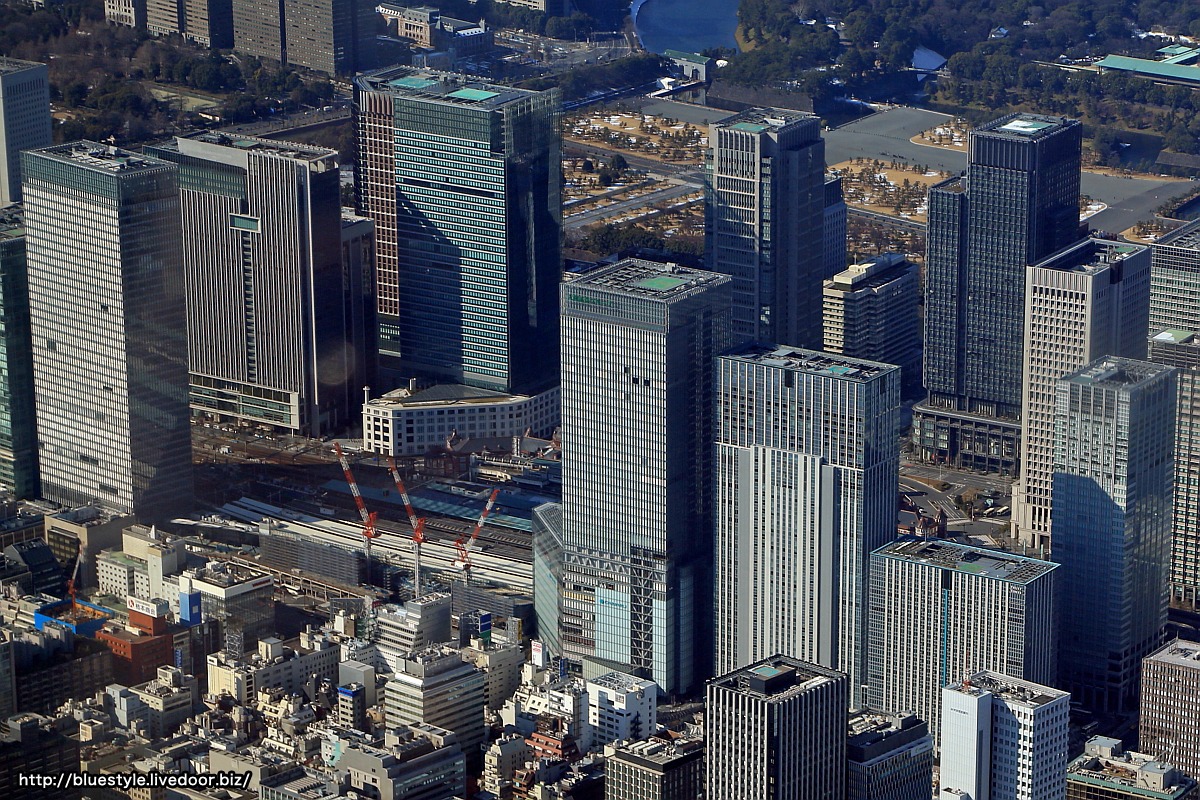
334 443 380 590
453 487 500 585
387 457 428 598
66 548 83 614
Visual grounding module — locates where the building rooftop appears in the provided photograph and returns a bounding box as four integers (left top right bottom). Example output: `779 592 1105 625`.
368 383 522 409
1096 54 1200 86
588 671 657 694
847 710 930 763
1063 356 1174 389
1033 237 1147 274
0 57 45 76
565 258 728 301
724 343 899 381
711 654 843 700
0 204 23 242
1145 638 1200 670
1067 737 1195 799
609 737 703 768
356 65 542 110
1151 329 1197 346
716 107 816 133
174 132 337 163
826 253 915 291
976 113 1078 139
946 670 1067 708
874 538 1057 584
28 142 171 175
1155 217 1200 250
662 49 712 65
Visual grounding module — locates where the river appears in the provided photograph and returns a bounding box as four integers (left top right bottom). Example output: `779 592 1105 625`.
632 0 739 55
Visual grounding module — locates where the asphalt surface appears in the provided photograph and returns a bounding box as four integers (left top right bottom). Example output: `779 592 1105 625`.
824 107 1197 233
566 181 700 228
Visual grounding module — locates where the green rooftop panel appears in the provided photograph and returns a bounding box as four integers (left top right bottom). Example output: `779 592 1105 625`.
391 76 439 90
447 88 499 102
635 276 689 292
730 122 769 133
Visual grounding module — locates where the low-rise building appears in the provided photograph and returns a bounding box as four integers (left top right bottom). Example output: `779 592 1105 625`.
207 629 340 704
586 672 657 747
1067 737 1197 800
605 737 704 800
337 723 466 800
129 665 199 738
462 639 524 711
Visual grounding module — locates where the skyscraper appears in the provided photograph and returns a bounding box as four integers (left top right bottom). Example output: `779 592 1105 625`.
1149 329 1200 608
1052 356 1176 712
230 0 372 73
939 671 1070 800
707 108 827 348
847 711 933 800
915 113 1083 475
145 133 372 437
822 253 921 396
713 345 899 705
0 59 52 206
1140 639 1200 780
22 142 193 521
355 67 561 395
558 258 733 695
1012 237 1150 549
1149 218 1200 335
0 206 38 499
868 539 1059 750
823 173 847 278
706 655 847 800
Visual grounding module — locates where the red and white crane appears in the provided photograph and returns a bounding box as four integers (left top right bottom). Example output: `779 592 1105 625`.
453 487 500 584
334 443 380 586
387 457 428 598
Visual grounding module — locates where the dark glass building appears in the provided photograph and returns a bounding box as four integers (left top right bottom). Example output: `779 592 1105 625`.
355 67 562 396
914 113 1083 474
0 206 38 499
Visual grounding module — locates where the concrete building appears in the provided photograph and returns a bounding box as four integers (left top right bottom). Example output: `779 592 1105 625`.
499 667 590 753
0 713 81 800
707 107 828 348
363 384 559 456
207 630 340 704
128 665 199 738
939 671 1070 800
823 173 847 278
384 645 485 760
1149 218 1200 335
916 114 1083 475
706 655 847 800
129 0 233 47
822 253 921 396
605 737 704 800
180 562 275 652
847 711 933 800
44 505 132 590
1150 329 1200 608
230 0 373 74
1067 736 1198 800
0 60 51 206
145 134 370 437
1052 357 1176 712
1013 237 1151 549
0 206 37 499
22 142 193 522
868 538 1059 750
482 732 528 797
557 259 733 695
586 672 657 747
1141 639 1200 780
462 639 524 712
374 593 452 670
336 724 466 800
355 66 561 395
714 345 900 705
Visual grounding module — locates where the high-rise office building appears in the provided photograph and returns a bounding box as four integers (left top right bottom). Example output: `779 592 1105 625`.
0 206 37 499
707 107 827 348
713 345 899 705
1140 639 1200 780
1052 357 1176 712
915 113 1083 475
0 60 52 206
385 645 486 762
22 143 193 521
847 711 933 800
822 253 921 396
230 0 372 73
606 738 705 800
1012 237 1150 548
868 539 1059 750
558 259 733 695
1149 218 1200 335
1149 329 1200 607
355 67 561 395
706 655 847 800
939 671 1070 800
145 133 372 437
823 173 847 278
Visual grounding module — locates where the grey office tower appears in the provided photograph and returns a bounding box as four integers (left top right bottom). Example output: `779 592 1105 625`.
915 114 1082 475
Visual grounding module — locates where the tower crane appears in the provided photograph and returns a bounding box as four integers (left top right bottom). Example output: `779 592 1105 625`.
334 443 380 592
386 457 427 598
453 487 500 585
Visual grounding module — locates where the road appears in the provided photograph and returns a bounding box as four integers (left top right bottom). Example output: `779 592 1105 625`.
900 462 1017 542
564 139 703 181
824 106 1196 232
566 181 700 228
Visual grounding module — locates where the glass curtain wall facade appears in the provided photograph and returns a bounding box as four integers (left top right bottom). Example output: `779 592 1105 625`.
355 68 561 395
713 345 899 708
0 206 38 498
558 259 732 695
21 142 193 522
